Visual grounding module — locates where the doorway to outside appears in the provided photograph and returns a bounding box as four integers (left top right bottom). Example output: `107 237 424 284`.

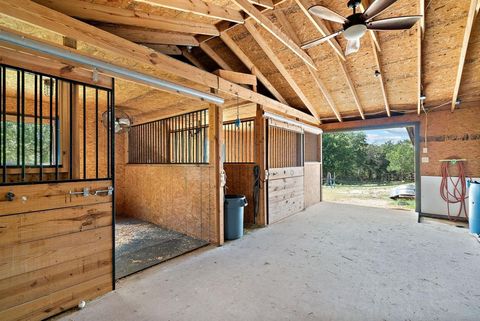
322 126 418 212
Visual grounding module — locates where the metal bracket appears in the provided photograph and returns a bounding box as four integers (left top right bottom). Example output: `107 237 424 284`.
94 186 114 196
265 170 270 181
69 187 90 197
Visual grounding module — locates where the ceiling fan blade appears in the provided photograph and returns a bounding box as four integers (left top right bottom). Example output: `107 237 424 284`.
308 5 347 24
367 16 422 30
345 38 360 56
363 0 398 20
301 30 344 50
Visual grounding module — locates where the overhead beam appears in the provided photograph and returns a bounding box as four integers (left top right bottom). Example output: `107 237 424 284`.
451 0 478 111
244 20 321 122
199 41 233 71
213 69 257 86
220 32 288 104
232 0 317 69
34 0 220 36
294 0 346 61
95 24 199 46
250 0 274 9
369 36 390 117
134 0 244 24
0 0 318 124
140 44 181 55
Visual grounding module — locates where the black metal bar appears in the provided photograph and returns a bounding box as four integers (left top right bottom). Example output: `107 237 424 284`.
1 67 5 182
0 67 2 183
110 79 116 289
16 70 20 168
39 75 43 181
83 85 87 179
49 77 53 166
107 90 111 175
69 82 73 180
21 71 25 181
95 88 99 178
55 78 59 180
34 75 38 167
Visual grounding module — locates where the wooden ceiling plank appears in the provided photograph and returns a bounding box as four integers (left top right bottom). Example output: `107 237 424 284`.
451 0 477 111
140 44 181 55
294 0 346 61
34 0 220 36
244 20 321 122
220 32 288 104
232 0 317 70
134 0 244 24
369 35 390 117
274 9 342 122
0 1 319 124
96 24 199 46
199 41 233 71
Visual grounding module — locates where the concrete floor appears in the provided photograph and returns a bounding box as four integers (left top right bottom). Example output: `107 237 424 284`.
61 203 480 321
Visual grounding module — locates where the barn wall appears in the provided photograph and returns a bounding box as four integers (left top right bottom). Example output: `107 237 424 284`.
224 163 256 225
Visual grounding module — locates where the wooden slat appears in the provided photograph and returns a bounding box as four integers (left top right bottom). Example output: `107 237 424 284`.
220 32 288 104
134 0 244 24
232 0 317 69
214 69 257 86
0 274 111 321
369 35 390 117
0 225 112 280
268 118 303 133
451 0 478 111
96 24 200 46
244 20 321 122
200 42 233 70
0 203 112 246
0 180 112 216
268 166 304 180
34 0 220 36
0 250 111 311
140 44 182 55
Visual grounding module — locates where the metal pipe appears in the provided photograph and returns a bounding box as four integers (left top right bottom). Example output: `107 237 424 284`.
0 31 224 105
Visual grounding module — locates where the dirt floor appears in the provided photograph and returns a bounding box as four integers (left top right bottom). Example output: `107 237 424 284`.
61 202 480 321
322 182 416 211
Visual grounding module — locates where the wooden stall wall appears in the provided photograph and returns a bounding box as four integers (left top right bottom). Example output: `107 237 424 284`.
0 180 113 321
224 163 256 225
304 132 322 208
268 167 305 223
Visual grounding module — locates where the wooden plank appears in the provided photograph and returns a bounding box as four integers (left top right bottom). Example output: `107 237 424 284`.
268 118 303 133
134 0 244 24
96 24 200 46
214 69 257 86
244 20 321 122
268 195 304 223
304 162 321 207
232 0 317 69
268 166 304 180
0 226 112 280
140 44 182 55
0 3 319 124
0 203 112 246
220 32 288 104
268 175 303 189
255 106 267 226
200 42 233 70
181 48 206 69
418 0 424 115
0 180 112 216
249 0 274 9
34 0 220 36
0 273 111 321
369 35 390 117
0 46 112 89
0 250 111 311
451 0 478 111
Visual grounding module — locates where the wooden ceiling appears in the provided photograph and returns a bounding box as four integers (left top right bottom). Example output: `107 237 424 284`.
0 0 478 124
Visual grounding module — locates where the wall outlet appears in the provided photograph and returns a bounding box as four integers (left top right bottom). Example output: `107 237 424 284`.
423 147 428 154
422 157 429 163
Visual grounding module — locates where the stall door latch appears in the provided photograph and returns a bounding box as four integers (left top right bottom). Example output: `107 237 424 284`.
94 186 114 196
69 187 90 197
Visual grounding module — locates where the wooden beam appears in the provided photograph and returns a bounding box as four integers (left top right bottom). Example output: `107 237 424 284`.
213 69 257 86
134 0 244 24
274 10 342 122
220 32 288 104
34 0 220 36
369 35 390 117
181 48 206 69
337 57 365 119
0 0 318 124
232 0 317 69
294 0 346 61
359 0 380 51
199 42 233 70
140 44 181 55
244 20 321 122
417 0 424 115
451 0 477 111
95 24 199 46
250 0 274 10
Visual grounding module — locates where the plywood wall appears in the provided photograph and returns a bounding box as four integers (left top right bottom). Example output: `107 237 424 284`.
0 180 113 321
224 163 256 225
304 162 321 208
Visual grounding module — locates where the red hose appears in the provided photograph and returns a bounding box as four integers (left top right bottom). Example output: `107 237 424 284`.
439 160 468 221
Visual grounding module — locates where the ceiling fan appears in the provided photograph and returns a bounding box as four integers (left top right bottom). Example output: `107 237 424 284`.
301 0 422 55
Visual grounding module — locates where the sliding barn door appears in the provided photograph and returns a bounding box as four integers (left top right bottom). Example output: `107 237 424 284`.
267 119 305 224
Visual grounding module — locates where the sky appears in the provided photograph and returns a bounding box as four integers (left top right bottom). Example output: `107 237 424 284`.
362 128 410 145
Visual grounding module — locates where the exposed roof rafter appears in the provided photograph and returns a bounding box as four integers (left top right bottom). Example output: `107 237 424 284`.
199 41 233 70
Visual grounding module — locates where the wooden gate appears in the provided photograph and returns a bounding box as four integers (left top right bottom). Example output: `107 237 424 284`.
267 119 304 224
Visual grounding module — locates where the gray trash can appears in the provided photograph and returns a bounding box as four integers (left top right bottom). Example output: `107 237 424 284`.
224 195 248 240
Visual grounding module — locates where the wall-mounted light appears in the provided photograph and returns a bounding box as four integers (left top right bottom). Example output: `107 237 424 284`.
420 94 426 101
374 70 381 78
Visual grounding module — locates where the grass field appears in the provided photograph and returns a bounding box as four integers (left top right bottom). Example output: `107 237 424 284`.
322 182 416 211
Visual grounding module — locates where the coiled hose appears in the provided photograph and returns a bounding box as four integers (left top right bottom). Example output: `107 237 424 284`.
440 160 468 221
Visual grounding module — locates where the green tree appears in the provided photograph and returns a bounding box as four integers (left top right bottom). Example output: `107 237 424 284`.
386 140 414 180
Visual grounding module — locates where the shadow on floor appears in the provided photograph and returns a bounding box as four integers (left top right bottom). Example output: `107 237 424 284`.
115 217 208 279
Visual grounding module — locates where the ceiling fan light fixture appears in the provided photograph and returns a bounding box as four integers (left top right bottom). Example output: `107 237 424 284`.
344 24 367 40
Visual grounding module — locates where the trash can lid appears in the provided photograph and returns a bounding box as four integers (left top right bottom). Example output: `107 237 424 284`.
225 194 246 199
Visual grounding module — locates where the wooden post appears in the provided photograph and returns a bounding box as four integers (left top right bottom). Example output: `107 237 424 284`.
254 105 267 226
319 133 323 202
209 92 224 245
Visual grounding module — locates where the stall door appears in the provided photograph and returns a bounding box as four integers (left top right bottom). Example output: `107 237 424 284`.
267 119 305 224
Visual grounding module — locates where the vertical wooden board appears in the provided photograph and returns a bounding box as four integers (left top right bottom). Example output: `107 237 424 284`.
304 162 321 208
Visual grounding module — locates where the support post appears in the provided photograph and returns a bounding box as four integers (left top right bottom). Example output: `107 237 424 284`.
254 104 267 226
